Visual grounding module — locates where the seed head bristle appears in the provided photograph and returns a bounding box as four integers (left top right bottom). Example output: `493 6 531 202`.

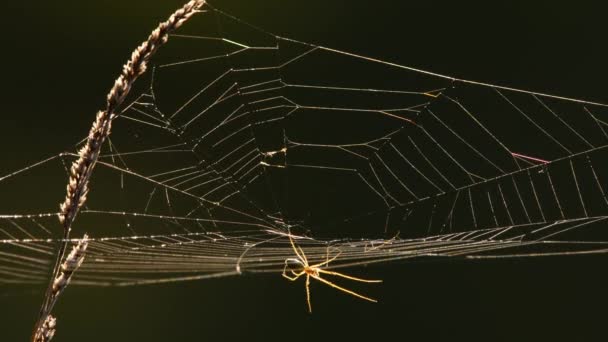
33 315 57 342
51 235 89 296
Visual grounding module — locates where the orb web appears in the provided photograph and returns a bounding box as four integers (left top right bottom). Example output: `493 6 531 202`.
1 3 608 288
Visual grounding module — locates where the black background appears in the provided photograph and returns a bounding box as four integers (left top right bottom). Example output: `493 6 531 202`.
1 1 608 341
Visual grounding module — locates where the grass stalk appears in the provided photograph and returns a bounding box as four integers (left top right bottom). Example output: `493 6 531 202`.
31 1 206 340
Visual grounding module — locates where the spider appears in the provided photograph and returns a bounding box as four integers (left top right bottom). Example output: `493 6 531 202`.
282 232 382 313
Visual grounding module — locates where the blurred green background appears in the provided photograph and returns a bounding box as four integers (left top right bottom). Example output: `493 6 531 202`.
1 1 608 341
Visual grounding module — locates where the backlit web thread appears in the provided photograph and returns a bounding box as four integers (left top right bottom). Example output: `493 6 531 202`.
1 4 608 286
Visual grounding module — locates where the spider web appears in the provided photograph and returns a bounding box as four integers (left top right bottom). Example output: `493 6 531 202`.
1 3 608 289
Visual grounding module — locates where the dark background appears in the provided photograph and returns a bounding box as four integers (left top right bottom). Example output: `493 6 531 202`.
1 1 608 341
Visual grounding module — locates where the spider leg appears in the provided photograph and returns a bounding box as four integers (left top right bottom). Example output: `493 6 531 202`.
317 269 382 283
306 274 312 313
282 271 304 281
312 274 378 303
310 251 342 268
282 259 305 281
287 230 308 265
298 246 309 265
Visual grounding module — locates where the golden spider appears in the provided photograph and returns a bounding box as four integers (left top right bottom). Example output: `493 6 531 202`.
282 232 382 313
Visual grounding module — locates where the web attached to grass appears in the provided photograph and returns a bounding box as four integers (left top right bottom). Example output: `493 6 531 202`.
1 4 608 287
